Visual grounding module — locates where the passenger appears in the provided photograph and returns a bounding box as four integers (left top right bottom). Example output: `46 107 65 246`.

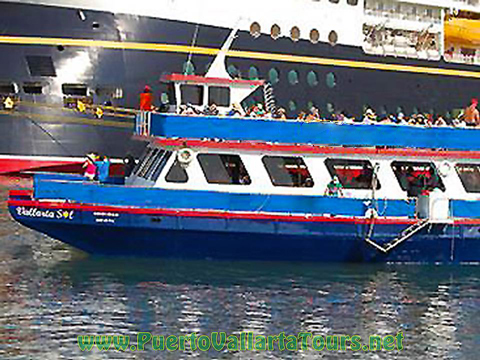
275 108 287 120
433 116 447 127
303 177 314 188
83 153 98 181
363 108 377 123
203 103 219 116
306 107 320 122
139 85 154 111
253 103 265 117
96 155 110 183
123 154 136 177
425 167 445 192
462 98 480 126
325 176 343 197
239 174 251 185
297 111 307 121
227 103 244 117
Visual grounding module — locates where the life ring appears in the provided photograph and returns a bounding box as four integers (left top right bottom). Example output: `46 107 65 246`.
438 161 451 177
177 148 194 167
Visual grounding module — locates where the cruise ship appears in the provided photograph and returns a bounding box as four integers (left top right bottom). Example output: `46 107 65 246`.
1 0 480 173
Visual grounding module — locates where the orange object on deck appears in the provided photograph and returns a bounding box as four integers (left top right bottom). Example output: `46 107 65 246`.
140 86 153 111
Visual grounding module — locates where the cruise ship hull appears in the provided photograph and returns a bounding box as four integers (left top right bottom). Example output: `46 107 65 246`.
1 1 480 173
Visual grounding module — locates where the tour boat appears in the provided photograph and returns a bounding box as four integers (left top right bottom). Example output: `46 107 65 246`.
8 68 480 263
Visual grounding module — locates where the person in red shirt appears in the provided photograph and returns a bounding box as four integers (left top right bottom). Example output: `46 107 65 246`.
139 85 153 111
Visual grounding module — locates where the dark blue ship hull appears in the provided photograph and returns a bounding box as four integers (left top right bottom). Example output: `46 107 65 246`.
1 1 480 171
7 199 480 263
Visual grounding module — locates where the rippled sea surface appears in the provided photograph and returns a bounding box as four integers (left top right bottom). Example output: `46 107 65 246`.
1 181 480 359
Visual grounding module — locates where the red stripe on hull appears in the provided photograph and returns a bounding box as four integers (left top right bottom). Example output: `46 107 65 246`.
142 136 480 160
0 158 84 175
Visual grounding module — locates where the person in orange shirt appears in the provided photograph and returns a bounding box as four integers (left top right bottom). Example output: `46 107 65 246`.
139 85 154 111
463 98 480 126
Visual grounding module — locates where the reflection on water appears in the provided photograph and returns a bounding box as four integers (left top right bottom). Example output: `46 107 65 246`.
1 184 480 359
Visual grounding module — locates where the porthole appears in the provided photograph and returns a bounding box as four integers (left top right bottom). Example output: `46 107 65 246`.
290 26 300 42
288 100 297 112
328 30 338 46
271 24 281 39
250 22 261 38
326 72 336 88
329 0 340 3
288 70 299 85
268 68 279 84
57 45 65 52
183 60 195 75
92 22 100 29
310 29 320 44
160 92 169 103
327 102 335 114
307 101 315 110
307 71 318 87
249 66 259 80
347 0 358 5
227 64 239 78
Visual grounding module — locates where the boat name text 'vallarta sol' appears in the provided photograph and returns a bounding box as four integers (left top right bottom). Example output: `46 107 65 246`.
16 207 74 220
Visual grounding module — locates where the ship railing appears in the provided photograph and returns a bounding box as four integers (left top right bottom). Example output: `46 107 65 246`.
135 111 152 136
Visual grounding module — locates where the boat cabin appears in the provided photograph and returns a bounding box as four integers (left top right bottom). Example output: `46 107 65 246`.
160 74 264 114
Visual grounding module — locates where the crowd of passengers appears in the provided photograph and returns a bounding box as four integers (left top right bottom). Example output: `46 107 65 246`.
175 98 480 128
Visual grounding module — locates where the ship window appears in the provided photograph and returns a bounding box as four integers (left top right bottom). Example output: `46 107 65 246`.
26 56 56 77
271 24 281 39
263 156 313 187
138 148 161 179
455 164 480 193
347 0 358 5
150 151 173 181
310 29 320 44
326 72 336 88
0 82 17 94
227 64 239 78
249 66 259 80
23 82 43 94
62 83 87 96
165 160 188 183
95 86 123 99
250 22 261 38
288 70 299 85
288 100 297 112
183 60 195 75
290 26 300 42
325 159 380 190
307 71 318 87
208 86 230 107
198 154 251 185
133 147 153 176
180 85 203 106
269 68 279 84
329 0 340 4
328 30 338 46
391 161 445 195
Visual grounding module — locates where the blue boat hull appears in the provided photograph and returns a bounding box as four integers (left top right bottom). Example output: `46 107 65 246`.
9 202 480 263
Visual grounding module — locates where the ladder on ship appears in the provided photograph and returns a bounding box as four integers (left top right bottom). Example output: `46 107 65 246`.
365 219 430 253
263 82 276 114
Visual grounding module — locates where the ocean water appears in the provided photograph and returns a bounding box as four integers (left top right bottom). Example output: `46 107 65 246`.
1 182 480 359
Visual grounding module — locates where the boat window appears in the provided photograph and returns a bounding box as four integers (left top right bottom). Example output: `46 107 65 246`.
62 83 87 96
347 0 358 5
138 148 161 179
208 86 230 107
328 30 338 46
198 154 251 185
180 85 204 106
165 160 188 183
325 159 380 190
263 156 314 187
227 64 239 78
249 66 259 80
288 70 299 85
329 0 340 3
0 82 17 94
455 164 480 193
307 71 319 87
95 86 123 99
23 82 43 94
326 72 336 88
26 55 56 77
133 147 154 176
290 26 300 42
250 22 261 38
391 161 445 196
149 151 173 181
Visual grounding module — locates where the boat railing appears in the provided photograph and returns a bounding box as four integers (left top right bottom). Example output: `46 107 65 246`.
135 111 152 136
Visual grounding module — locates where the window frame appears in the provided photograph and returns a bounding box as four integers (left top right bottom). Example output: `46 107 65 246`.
391 161 445 193
208 86 230 107
455 163 480 193
180 84 204 106
262 155 314 188
198 153 251 185
325 158 381 190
